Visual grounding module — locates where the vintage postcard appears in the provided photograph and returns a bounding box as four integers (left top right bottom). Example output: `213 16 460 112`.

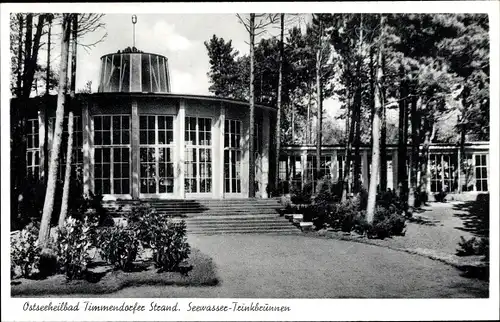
1 1 499 321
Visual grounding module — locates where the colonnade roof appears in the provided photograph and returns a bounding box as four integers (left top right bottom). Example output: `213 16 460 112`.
282 142 490 150
11 92 277 113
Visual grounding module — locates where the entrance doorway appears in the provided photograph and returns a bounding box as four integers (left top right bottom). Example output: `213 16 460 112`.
185 117 213 194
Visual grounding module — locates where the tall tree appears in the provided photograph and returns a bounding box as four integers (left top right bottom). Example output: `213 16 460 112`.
39 13 72 246
58 14 78 228
397 66 409 197
22 14 47 98
204 35 245 99
236 13 278 197
366 14 385 223
407 94 420 211
44 14 54 96
314 15 324 185
379 55 388 192
15 14 24 97
274 13 285 190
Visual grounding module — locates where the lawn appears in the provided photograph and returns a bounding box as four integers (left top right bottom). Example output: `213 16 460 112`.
11 248 219 296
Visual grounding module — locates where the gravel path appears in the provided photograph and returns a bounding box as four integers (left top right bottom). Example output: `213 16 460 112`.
330 202 481 256
93 233 487 298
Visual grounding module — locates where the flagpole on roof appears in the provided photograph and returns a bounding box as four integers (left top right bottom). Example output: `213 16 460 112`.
132 15 137 49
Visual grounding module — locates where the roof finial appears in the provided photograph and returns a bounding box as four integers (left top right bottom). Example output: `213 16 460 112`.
132 15 137 49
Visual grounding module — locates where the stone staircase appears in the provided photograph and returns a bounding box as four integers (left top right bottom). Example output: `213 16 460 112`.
102 199 302 235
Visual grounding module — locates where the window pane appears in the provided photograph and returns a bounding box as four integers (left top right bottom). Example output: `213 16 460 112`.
142 54 152 92
159 57 167 92
121 54 130 92
150 55 160 92
103 116 111 129
113 130 121 145
122 130 130 145
131 54 141 92
158 132 165 145
148 131 155 145
140 116 147 129
122 179 130 194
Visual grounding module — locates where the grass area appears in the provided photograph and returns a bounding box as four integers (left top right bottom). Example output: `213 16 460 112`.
11 248 219 296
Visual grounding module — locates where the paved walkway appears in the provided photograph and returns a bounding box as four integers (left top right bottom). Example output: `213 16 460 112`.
336 201 485 256
101 233 487 298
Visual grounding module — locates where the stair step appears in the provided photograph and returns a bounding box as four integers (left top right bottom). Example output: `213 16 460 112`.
182 215 282 221
101 199 304 236
187 230 301 235
187 227 301 233
185 223 293 229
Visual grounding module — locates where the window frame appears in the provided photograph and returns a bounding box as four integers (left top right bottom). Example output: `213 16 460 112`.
185 116 213 194
224 119 242 194
26 118 40 180
93 114 131 196
138 114 176 196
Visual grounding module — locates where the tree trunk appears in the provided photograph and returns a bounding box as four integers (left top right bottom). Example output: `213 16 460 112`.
353 97 361 192
419 109 435 200
315 19 323 188
380 56 387 192
341 89 354 202
408 95 420 212
248 14 256 198
274 13 284 191
353 16 363 193
45 17 52 96
59 14 78 228
366 15 385 223
457 87 468 193
14 14 25 202
22 14 33 97
16 14 24 97
39 14 71 246
43 16 52 184
397 68 408 198
306 83 311 144
22 14 46 98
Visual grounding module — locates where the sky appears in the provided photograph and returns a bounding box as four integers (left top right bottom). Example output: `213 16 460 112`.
75 14 258 94
35 13 341 117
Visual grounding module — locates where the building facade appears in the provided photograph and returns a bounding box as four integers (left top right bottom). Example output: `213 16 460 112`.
18 50 277 200
15 49 490 201
278 143 490 198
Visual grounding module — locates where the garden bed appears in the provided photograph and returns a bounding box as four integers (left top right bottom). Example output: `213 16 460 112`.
11 248 219 296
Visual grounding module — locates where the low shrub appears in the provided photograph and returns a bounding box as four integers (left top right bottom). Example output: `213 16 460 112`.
152 221 191 272
12 179 46 231
367 207 407 239
38 247 59 278
99 226 141 271
325 198 360 232
356 188 369 211
291 182 313 204
456 236 489 257
127 204 191 272
315 178 338 204
56 217 95 280
377 189 405 215
11 223 41 279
